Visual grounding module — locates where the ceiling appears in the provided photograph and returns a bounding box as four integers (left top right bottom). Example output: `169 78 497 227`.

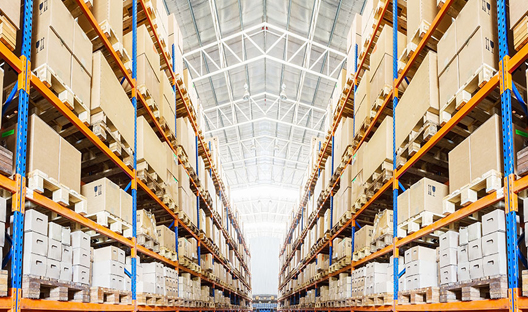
165 0 365 240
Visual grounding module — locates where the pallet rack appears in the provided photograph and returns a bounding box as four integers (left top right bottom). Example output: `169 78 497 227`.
0 0 251 311
277 0 528 310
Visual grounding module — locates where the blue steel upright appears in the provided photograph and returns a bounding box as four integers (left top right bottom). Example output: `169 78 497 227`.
496 0 519 310
392 0 399 304
196 135 201 266
171 43 179 263
329 135 335 266
131 0 138 305
11 0 33 311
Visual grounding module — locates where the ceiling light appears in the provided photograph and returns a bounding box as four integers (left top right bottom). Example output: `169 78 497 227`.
280 83 287 100
243 83 250 100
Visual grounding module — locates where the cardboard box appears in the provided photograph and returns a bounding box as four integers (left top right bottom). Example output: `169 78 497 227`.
470 259 484 279
468 114 501 181
46 259 61 279
481 232 506 256
93 246 125 263
157 225 176 251
404 246 436 263
137 210 156 239
483 253 507 276
397 189 410 225
33 0 74 50
137 116 167 181
437 19 457 75
482 209 506 235
458 244 469 263
363 116 393 182
120 189 133 225
439 231 459 251
27 114 61 181
24 209 48 235
71 231 90 250
59 136 81 193
439 265 457 284
93 260 124 276
369 53 393 107
23 253 47 276
354 70 370 128
60 263 72 282
346 13 362 74
73 21 93 72
458 27 498 89
89 0 123 43
0 0 21 29
354 225 374 250
395 52 440 149
160 74 176 136
438 56 459 107
406 0 449 47
70 58 92 114
468 222 482 242
409 177 448 218
370 26 406 78
458 262 470 281
48 239 62 261
468 239 482 261
456 0 496 50
82 178 120 217
439 248 457 268
448 135 471 192
509 0 528 30
62 245 72 263
72 247 90 267
24 232 48 256
91 51 135 146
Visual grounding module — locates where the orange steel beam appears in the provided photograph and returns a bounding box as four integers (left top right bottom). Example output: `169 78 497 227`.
19 299 133 311
396 299 510 311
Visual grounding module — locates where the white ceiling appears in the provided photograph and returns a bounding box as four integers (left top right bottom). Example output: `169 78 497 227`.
165 0 365 240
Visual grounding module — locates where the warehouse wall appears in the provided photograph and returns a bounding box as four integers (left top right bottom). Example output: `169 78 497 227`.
250 236 280 295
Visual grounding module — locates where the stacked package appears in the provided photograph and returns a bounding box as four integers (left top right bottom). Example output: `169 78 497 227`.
92 246 125 290
365 262 390 294
23 210 79 282
403 246 437 290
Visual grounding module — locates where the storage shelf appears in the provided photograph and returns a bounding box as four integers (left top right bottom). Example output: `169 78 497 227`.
279 0 528 309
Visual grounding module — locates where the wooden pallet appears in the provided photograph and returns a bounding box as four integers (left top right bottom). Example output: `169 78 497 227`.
397 210 444 237
90 287 132 304
138 85 160 117
0 145 13 177
22 275 89 302
440 64 496 125
28 170 87 214
0 270 7 297
90 111 134 167
137 160 165 198
399 286 440 304
370 233 392 252
137 233 159 252
522 270 528 297
443 169 502 215
33 64 90 125
513 15 528 51
353 246 372 261
396 117 439 169
365 292 393 306
517 145 528 176
159 247 177 261
364 161 393 199
440 275 507 302
137 292 165 306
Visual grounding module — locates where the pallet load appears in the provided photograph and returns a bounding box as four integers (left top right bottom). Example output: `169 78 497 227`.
370 210 392 252
159 72 176 142
90 246 132 304
137 115 168 191
353 225 374 260
395 52 440 167
91 51 135 162
439 211 507 302
177 117 198 169
351 266 366 298
369 26 406 112
445 114 525 213
3 114 85 213
82 178 133 237
402 246 437 295
363 117 393 198
124 25 161 111
509 0 528 50
397 178 448 236
33 0 92 124
23 211 90 302
438 0 498 124
365 262 392 305
0 0 20 50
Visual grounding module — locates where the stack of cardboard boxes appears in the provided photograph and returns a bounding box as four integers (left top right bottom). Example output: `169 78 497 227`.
403 246 437 291
365 262 390 295
71 230 91 284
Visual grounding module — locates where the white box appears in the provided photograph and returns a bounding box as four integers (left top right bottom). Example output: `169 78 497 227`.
439 265 457 285
457 244 469 263
93 246 125 263
70 231 90 250
406 260 437 276
46 259 61 279
468 239 482 261
72 247 90 267
483 253 507 276
0 197 6 222
72 265 90 284
468 222 482 242
439 248 457 268
48 222 62 241
24 209 48 235
469 259 484 279
411 274 437 288
0 222 5 247
482 209 506 236
404 246 436 263
406 276 414 290
439 231 459 251
143 262 164 275
48 239 62 261
459 226 469 245
399 276 407 291
62 245 72 263
24 232 48 256
62 227 71 246
93 260 124 276
23 252 47 276
482 232 506 256
93 274 122 289
59 262 72 281
458 262 471 282
138 281 156 293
